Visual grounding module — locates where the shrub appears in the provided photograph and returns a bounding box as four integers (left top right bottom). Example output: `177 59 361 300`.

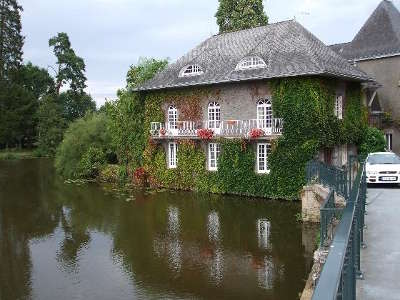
133 167 148 186
55 112 114 179
359 126 386 158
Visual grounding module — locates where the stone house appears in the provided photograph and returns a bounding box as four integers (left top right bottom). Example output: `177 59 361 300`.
136 20 373 186
330 0 400 154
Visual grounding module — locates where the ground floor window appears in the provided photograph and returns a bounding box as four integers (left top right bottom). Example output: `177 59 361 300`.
168 142 178 168
385 133 393 151
208 143 221 171
257 143 270 174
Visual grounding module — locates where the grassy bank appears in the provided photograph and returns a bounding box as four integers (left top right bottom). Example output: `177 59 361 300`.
0 149 40 160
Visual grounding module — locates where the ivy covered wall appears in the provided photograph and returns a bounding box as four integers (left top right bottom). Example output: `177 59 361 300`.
140 77 367 200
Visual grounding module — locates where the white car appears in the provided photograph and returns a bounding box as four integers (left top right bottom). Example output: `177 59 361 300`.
366 152 400 184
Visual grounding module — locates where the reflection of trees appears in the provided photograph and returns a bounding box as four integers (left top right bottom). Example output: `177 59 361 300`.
0 160 62 300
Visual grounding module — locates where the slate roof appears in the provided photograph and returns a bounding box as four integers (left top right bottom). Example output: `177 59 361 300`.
329 0 400 61
136 20 372 91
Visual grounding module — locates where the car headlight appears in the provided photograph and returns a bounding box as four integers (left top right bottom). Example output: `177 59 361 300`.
367 170 377 175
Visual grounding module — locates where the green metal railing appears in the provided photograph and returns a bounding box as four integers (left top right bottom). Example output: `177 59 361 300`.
310 159 367 300
306 160 348 199
319 189 337 247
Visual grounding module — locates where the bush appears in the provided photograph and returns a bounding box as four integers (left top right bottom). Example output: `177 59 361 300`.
55 112 114 179
77 147 106 178
359 127 386 158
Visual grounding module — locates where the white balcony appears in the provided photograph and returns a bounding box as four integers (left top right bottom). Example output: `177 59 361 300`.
150 119 283 139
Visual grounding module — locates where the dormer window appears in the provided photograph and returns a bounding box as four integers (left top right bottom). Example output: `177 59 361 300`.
236 56 266 70
179 64 204 77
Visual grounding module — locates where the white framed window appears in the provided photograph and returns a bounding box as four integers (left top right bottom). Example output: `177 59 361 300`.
208 102 221 129
334 95 343 120
179 64 204 77
385 133 393 151
208 143 221 171
257 143 270 174
168 105 178 130
168 142 178 168
236 56 266 70
257 99 272 129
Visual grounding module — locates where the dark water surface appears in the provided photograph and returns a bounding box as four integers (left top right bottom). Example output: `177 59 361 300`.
0 159 317 300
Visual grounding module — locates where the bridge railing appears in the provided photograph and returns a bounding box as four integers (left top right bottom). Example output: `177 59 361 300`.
306 160 348 199
311 159 367 300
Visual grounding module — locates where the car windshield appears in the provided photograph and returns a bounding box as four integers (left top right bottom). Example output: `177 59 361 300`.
368 153 400 165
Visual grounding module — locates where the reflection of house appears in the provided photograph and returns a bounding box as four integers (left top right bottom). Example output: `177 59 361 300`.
330 0 400 154
138 20 374 174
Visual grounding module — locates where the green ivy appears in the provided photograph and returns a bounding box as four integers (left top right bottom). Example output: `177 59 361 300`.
142 77 367 200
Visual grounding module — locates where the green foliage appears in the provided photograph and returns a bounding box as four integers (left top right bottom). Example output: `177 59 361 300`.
215 0 268 33
106 57 168 171
37 95 67 155
54 113 113 179
126 57 168 90
341 84 367 145
0 0 24 80
359 127 386 157
58 90 96 122
77 146 106 179
0 81 37 148
49 32 87 94
16 62 54 98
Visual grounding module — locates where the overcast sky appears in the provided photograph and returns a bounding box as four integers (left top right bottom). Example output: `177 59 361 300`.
19 0 400 106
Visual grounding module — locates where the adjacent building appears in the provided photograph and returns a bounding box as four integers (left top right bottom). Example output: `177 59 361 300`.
330 0 400 153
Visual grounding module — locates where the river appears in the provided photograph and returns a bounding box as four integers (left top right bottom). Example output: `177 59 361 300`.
0 159 317 300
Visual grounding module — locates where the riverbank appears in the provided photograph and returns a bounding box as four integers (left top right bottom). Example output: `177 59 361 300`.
0 149 40 160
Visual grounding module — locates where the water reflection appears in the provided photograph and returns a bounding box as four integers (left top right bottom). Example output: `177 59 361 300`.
257 219 271 250
0 159 318 300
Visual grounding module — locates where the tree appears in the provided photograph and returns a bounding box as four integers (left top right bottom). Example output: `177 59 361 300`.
36 95 67 155
49 32 86 94
16 62 54 99
58 90 96 122
215 0 268 33
0 0 24 80
55 112 113 179
0 81 36 148
126 57 168 90
107 58 168 169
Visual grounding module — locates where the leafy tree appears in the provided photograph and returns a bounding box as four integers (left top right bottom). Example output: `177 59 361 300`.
126 57 168 90
36 95 67 155
359 127 386 158
107 57 168 169
0 0 24 80
55 113 113 179
16 62 54 98
58 90 96 122
49 32 86 94
215 0 268 33
0 81 36 148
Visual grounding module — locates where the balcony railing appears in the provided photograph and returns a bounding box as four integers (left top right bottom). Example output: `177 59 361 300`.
150 119 283 138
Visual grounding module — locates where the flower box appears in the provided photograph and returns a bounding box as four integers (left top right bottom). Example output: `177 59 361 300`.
249 128 264 139
197 128 214 140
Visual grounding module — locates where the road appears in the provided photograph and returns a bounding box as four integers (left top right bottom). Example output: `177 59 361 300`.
357 185 400 300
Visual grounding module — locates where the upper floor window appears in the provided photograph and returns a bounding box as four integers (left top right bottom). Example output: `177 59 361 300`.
257 99 272 129
236 56 266 70
168 105 178 130
168 142 178 169
179 64 204 77
257 143 270 174
208 102 221 129
334 95 343 120
208 143 221 171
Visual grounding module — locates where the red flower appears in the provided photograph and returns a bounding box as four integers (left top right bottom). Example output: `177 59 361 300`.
159 128 166 136
249 128 264 139
133 167 148 186
197 128 214 140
